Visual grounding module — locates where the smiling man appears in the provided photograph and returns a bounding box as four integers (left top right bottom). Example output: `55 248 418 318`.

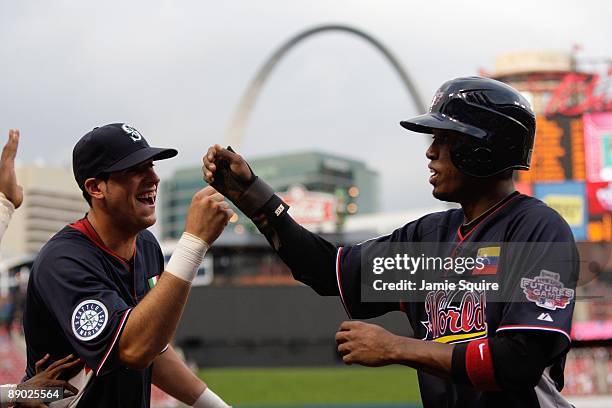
203 77 579 408
23 124 232 407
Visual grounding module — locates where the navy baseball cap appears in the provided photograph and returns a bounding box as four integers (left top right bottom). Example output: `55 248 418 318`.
72 123 177 191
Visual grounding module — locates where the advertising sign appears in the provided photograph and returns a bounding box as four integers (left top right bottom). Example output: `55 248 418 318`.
586 181 612 241
583 112 612 183
534 182 587 240
280 185 338 232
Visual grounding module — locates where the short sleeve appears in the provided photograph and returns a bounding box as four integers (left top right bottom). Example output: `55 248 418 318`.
496 206 579 355
337 223 419 319
34 248 133 377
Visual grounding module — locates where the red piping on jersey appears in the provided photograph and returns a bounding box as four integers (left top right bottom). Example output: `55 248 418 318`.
496 325 571 342
335 247 352 319
456 193 521 243
465 338 500 391
96 308 132 376
69 217 135 268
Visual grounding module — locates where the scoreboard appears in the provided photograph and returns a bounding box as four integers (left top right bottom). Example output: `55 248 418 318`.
516 113 611 241
517 116 585 183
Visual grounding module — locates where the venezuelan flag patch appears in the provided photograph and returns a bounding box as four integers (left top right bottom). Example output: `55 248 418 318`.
474 246 500 275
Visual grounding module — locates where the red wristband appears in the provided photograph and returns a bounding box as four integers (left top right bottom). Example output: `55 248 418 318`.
465 338 500 391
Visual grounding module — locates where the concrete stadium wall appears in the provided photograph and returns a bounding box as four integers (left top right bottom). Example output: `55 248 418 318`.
175 285 414 367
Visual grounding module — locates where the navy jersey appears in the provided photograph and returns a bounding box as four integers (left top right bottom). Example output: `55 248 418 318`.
336 193 578 408
23 218 165 408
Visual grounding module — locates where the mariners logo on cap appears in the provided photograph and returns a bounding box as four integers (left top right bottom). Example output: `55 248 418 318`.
122 124 143 142
72 300 109 341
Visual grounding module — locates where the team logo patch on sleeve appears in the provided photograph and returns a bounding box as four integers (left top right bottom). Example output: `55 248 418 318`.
72 300 109 341
520 270 574 311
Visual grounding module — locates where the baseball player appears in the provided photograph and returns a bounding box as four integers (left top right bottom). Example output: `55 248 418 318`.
0 129 81 407
23 124 232 407
203 77 579 407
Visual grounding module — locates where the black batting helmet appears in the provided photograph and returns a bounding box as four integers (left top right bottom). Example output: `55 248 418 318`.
400 76 536 177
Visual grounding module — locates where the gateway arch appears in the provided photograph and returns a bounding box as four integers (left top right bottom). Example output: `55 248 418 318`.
225 24 427 147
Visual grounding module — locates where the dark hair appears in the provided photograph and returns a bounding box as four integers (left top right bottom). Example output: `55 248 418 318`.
82 173 111 207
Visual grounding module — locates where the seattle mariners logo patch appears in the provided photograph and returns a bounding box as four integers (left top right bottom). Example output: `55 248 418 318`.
121 124 143 142
520 270 574 311
72 300 108 341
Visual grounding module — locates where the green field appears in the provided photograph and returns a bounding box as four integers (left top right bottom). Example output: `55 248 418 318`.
198 366 422 407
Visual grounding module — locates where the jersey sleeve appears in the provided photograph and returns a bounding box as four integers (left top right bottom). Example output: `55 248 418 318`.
33 244 133 377
142 233 169 355
496 205 579 356
337 223 419 319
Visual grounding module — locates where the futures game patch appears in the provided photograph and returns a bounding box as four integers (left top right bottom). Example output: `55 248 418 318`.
520 270 575 311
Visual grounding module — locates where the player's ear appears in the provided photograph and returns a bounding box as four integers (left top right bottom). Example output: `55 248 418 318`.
84 177 106 201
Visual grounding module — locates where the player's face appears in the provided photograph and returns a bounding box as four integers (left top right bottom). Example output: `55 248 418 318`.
426 130 469 202
103 160 160 231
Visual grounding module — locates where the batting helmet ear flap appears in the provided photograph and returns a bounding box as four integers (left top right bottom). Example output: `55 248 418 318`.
449 135 495 177
473 147 493 164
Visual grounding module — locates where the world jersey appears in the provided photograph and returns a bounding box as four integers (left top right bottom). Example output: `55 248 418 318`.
335 193 578 408
23 218 165 408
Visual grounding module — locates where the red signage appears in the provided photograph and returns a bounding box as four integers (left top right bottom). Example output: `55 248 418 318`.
280 185 337 230
545 73 612 116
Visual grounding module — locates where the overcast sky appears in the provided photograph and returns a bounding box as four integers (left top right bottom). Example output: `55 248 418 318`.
1 0 610 211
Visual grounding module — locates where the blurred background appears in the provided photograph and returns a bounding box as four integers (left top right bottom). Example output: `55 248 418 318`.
0 0 610 406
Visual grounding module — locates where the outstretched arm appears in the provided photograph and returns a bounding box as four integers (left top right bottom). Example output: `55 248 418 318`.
203 145 339 295
203 145 400 320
